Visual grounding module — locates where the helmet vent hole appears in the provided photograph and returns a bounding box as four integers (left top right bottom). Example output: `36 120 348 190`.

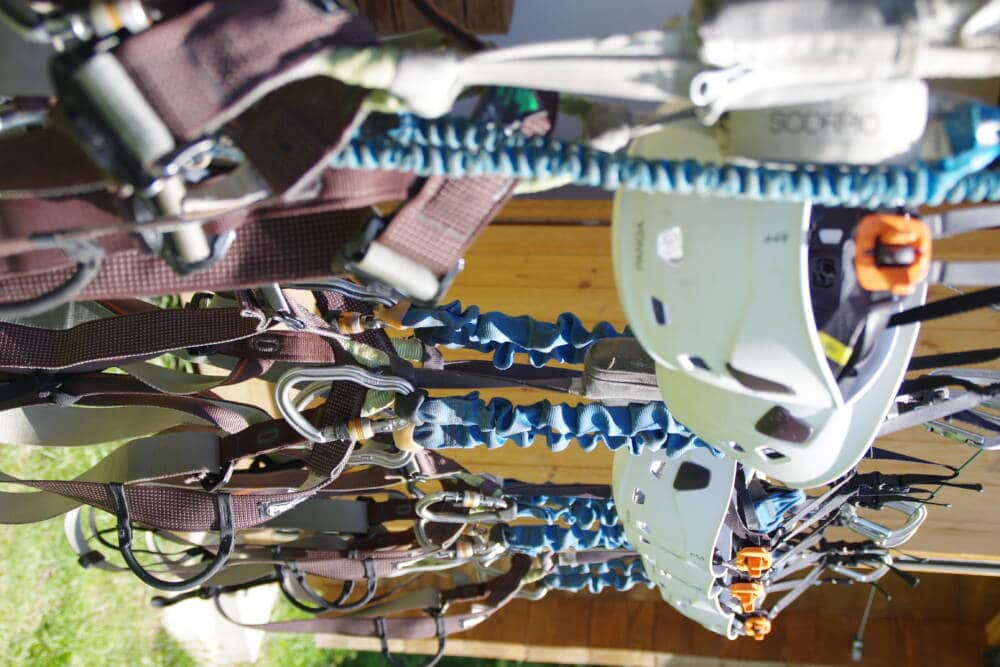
650 297 670 325
761 448 788 461
723 440 745 453
726 363 793 394
686 356 711 371
650 460 668 479
632 487 646 505
638 535 651 545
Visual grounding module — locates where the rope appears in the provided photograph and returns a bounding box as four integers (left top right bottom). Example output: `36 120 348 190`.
409 392 712 455
333 116 1000 208
403 300 628 369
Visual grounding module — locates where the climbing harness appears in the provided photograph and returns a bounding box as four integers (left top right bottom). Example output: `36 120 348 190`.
0 0 995 661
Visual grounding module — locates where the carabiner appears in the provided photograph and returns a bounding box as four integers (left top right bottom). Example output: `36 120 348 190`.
838 500 927 548
275 366 415 443
349 444 414 470
415 490 514 525
828 558 892 585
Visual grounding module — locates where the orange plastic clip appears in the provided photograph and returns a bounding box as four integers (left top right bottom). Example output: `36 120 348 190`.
735 546 772 579
854 213 931 296
744 615 772 641
730 582 765 613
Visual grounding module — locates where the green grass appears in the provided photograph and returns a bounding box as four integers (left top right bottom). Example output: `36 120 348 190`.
0 443 555 667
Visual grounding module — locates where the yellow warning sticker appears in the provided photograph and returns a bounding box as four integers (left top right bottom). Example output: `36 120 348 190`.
819 332 853 367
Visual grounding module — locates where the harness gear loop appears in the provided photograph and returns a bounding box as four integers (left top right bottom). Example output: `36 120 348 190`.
108 483 236 592
735 546 772 579
854 214 932 295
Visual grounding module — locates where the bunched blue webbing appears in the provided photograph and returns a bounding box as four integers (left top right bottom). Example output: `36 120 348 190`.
410 393 711 455
504 521 629 554
542 558 652 594
515 495 619 528
402 301 628 369
333 115 1000 208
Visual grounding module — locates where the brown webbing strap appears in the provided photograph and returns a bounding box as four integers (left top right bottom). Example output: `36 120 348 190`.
295 552 420 581
115 0 375 142
245 554 531 638
378 175 517 277
0 306 263 371
213 331 338 365
230 78 370 200
0 207 369 303
376 109 554 280
0 372 260 434
0 127 108 196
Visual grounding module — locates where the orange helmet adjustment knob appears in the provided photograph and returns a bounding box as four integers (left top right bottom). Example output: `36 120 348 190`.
744 615 772 641
731 582 765 613
735 546 772 578
854 213 931 296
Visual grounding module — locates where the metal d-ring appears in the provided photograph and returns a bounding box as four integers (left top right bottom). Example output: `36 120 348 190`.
108 483 235 592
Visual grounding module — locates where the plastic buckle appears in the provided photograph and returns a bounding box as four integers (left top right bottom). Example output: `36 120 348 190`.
200 461 235 493
854 214 932 296
342 217 463 305
735 546 772 579
77 550 106 569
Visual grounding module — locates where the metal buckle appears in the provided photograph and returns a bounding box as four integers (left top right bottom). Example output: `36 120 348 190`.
0 0 150 47
49 43 267 273
274 366 415 443
341 217 464 305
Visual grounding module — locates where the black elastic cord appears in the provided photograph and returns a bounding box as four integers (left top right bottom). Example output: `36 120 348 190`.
108 483 236 592
908 347 1000 371
889 286 1000 328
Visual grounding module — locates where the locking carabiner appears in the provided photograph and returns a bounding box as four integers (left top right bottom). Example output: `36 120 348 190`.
275 365 415 443
414 490 516 525
838 500 927 548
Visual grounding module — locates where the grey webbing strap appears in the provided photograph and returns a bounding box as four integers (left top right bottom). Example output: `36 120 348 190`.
0 430 221 524
766 563 826 620
263 498 371 534
929 260 1000 286
0 404 216 446
925 207 999 239
879 385 996 436
121 361 238 395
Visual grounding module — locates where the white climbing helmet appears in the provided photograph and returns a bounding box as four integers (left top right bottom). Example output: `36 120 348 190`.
612 120 924 488
612 442 740 638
